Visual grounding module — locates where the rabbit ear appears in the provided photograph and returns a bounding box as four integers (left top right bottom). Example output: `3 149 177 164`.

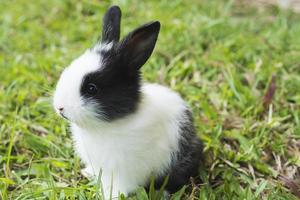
101 5 121 43
118 21 160 71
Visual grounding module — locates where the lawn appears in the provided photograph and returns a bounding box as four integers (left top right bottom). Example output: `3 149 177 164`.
1 0 300 199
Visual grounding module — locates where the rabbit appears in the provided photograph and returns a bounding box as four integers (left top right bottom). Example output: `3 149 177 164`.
53 5 203 199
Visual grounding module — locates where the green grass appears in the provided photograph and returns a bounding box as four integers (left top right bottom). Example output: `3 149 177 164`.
1 0 300 199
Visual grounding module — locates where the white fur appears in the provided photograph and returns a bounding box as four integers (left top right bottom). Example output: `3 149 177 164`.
53 44 112 125
71 83 186 198
93 42 113 52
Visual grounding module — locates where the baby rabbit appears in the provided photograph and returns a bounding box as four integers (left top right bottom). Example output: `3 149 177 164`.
53 5 203 198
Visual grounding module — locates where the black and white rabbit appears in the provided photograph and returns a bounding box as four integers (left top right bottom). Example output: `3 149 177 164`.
53 5 203 198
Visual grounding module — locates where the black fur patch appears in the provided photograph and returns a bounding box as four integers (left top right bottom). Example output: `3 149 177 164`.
152 109 203 193
80 46 141 121
80 20 159 121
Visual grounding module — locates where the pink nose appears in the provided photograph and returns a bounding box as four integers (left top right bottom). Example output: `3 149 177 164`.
58 107 64 112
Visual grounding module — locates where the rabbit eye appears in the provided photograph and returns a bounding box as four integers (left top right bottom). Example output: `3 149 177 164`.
87 83 98 95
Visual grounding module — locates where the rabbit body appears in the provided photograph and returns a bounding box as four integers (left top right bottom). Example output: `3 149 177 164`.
72 83 188 197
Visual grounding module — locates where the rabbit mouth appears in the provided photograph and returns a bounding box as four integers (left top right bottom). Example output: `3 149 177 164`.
60 113 69 120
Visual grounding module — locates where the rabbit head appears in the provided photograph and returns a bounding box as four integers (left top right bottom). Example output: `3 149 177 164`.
53 6 160 127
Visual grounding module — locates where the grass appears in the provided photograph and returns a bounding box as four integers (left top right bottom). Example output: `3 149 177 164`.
1 0 300 199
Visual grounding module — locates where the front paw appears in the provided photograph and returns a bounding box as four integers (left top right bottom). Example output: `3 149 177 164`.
81 167 94 179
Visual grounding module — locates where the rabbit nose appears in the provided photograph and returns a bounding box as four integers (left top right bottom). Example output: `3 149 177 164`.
58 107 64 112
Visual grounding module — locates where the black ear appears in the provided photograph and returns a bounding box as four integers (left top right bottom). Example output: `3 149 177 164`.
102 6 121 43
118 21 160 71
